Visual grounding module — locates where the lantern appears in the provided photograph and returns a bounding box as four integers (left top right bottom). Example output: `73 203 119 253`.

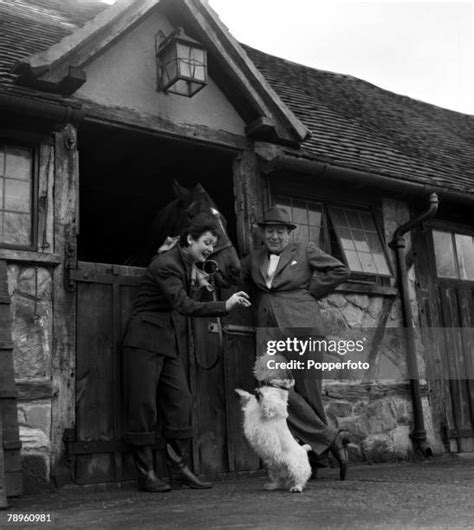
156 27 207 98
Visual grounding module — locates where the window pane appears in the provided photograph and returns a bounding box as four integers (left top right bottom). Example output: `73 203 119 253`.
432 230 458 278
330 207 347 227
367 231 383 252
339 227 355 250
3 212 30 245
345 250 363 271
346 210 362 230
455 234 474 281
309 227 321 246
373 253 391 275
358 252 377 273
292 203 307 225
352 230 370 252
308 209 322 226
5 146 32 180
359 211 374 231
0 178 3 207
4 179 30 212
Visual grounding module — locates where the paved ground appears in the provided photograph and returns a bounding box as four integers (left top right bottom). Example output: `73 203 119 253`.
1 455 474 530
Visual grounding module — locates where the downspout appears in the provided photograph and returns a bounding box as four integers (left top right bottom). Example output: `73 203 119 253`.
389 192 439 457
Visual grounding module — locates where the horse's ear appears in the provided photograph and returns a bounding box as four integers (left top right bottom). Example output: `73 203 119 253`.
173 179 190 199
195 183 207 194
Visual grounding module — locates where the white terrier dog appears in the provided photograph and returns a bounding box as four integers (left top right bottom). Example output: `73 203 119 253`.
235 380 312 493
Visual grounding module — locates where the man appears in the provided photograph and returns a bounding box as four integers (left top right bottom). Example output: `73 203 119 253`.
241 206 351 480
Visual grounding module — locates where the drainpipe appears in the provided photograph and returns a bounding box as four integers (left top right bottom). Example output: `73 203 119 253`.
389 193 439 457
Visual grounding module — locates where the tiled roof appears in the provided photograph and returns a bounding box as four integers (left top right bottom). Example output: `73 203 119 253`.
0 0 106 83
1 1 473 195
244 46 474 194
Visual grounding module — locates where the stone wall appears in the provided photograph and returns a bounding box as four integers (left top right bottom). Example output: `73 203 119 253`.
8 263 53 493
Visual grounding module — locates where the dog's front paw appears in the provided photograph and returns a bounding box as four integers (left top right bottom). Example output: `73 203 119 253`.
235 388 252 401
289 485 303 493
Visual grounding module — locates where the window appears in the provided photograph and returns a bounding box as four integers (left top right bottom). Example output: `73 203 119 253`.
276 197 392 281
329 206 391 276
276 197 325 247
433 229 474 281
0 143 34 249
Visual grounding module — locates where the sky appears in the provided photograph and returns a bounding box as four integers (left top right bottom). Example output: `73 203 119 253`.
207 0 474 115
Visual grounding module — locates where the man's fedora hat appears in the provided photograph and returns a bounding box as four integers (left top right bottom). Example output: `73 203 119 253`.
257 207 297 230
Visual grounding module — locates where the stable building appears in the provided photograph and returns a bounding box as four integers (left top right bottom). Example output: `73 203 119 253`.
0 0 473 495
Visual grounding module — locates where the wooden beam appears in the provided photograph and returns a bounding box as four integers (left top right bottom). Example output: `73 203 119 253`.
15 380 54 401
81 100 251 152
0 250 61 267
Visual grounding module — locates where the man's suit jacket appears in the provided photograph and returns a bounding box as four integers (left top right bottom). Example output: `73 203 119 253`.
122 246 227 357
241 242 350 334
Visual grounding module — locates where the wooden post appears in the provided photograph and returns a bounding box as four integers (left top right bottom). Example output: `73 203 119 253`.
50 124 79 485
233 149 269 256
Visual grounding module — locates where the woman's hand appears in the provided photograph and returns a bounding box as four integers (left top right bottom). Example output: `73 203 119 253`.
225 291 251 311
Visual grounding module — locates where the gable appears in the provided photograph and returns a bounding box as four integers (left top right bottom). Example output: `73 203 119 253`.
74 7 245 135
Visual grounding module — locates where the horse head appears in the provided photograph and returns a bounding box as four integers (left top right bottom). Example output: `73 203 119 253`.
152 180 241 285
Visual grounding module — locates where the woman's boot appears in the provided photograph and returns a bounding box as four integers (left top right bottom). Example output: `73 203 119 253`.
166 441 212 489
134 446 171 492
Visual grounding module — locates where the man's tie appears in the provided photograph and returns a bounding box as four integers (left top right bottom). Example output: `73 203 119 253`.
266 254 280 288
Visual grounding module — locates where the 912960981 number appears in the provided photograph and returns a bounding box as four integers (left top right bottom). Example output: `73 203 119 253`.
6 513 52 523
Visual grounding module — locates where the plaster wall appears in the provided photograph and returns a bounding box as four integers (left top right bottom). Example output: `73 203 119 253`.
76 10 246 135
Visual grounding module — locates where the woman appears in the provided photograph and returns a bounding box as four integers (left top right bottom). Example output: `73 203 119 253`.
122 213 250 493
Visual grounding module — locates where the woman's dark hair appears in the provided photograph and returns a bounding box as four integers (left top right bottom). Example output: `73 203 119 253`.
179 213 219 247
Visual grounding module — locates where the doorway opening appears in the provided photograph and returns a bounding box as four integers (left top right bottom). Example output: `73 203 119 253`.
77 123 237 266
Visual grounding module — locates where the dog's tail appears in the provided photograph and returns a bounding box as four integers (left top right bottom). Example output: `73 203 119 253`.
302 444 311 452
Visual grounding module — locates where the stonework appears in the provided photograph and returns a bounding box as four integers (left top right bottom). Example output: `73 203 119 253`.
322 384 442 462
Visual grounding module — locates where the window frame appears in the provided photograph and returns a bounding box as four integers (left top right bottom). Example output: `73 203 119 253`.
275 194 393 284
0 139 38 251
